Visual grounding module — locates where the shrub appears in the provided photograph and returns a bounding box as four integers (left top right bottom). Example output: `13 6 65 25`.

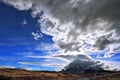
0 75 12 80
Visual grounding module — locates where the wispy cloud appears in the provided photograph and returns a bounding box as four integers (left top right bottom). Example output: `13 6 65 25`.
18 62 42 65
1 0 120 71
25 54 71 70
18 59 69 71
0 42 31 47
35 43 59 51
0 66 16 69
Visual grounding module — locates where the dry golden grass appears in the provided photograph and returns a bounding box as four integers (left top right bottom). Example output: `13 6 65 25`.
0 68 80 80
0 68 120 80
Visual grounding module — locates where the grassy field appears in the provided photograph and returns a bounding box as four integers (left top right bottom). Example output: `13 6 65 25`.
0 68 120 80
0 68 81 80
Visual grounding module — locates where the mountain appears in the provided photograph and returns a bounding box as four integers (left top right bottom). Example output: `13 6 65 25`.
62 59 105 74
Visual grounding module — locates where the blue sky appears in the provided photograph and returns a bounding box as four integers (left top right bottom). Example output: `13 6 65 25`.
0 2 56 71
0 0 120 71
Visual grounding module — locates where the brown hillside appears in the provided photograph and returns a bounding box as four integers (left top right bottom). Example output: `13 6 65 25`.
0 68 120 80
0 68 81 80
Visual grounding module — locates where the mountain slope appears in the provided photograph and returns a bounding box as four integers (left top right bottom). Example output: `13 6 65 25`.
62 59 104 74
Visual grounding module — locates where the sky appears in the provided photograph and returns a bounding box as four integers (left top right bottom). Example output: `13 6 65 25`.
0 2 56 71
0 0 120 71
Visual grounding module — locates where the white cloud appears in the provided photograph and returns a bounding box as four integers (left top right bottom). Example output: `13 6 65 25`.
18 62 42 65
2 0 33 10
98 60 120 71
31 32 43 40
0 66 16 69
2 0 120 71
54 54 92 61
35 43 59 51
26 55 70 63
2 0 119 55
18 58 69 71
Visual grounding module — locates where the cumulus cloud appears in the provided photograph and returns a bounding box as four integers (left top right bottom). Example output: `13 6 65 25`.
99 60 120 71
2 0 33 10
2 0 120 70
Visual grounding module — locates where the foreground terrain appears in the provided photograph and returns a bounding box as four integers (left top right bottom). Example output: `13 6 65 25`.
0 68 80 80
0 68 120 80
90 72 120 80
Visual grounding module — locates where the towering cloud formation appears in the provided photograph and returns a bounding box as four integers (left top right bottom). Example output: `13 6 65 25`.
1 0 120 70
2 0 120 56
